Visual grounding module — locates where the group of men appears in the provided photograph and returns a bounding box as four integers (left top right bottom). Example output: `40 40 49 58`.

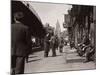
44 32 64 57
11 11 65 74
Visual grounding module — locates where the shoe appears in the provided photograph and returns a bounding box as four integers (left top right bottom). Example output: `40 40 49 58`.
52 55 56 57
11 68 15 75
83 60 90 63
44 55 48 57
26 60 28 63
60 50 63 53
44 53 48 57
26 59 28 63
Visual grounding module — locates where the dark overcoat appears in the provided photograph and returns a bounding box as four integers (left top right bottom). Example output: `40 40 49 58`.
11 23 31 57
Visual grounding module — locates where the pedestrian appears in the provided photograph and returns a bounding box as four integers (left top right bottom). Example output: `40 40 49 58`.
84 20 96 63
84 46 95 63
11 11 31 74
44 33 51 57
55 35 59 50
50 35 57 57
59 37 64 53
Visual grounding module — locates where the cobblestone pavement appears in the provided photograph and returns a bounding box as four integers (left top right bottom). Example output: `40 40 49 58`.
24 45 96 73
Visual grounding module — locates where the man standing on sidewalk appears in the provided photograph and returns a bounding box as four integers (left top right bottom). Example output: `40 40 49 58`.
11 11 31 74
59 37 64 53
44 33 51 57
50 35 57 57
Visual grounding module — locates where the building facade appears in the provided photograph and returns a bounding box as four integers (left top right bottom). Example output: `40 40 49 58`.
63 5 96 48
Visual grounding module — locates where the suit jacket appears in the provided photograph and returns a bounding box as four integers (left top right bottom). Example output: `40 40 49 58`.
11 23 31 57
44 33 51 44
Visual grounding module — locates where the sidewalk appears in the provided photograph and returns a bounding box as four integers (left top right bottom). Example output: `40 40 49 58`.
24 49 67 73
63 46 96 70
24 45 96 73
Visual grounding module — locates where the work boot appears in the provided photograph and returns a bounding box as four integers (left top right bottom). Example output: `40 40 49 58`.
44 53 48 57
52 55 56 57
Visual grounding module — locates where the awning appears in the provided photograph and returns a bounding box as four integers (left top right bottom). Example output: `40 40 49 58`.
11 1 46 38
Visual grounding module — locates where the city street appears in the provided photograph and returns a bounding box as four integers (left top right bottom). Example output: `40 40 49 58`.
24 45 96 73
11 1 96 75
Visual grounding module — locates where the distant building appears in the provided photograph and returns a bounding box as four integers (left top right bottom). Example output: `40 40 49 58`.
55 20 61 38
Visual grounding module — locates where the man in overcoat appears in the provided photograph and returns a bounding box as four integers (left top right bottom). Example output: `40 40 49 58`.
11 11 31 74
50 35 57 57
44 33 51 57
59 37 64 53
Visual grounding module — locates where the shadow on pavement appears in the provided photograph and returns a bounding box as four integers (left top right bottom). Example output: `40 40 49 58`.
29 56 38 58
48 54 62 57
28 59 41 63
66 59 85 63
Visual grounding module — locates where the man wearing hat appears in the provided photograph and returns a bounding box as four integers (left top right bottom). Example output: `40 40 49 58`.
11 11 31 74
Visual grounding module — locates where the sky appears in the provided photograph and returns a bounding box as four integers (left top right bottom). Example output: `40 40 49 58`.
28 2 72 32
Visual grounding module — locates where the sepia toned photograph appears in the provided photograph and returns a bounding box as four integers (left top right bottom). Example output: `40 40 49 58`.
11 0 96 75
